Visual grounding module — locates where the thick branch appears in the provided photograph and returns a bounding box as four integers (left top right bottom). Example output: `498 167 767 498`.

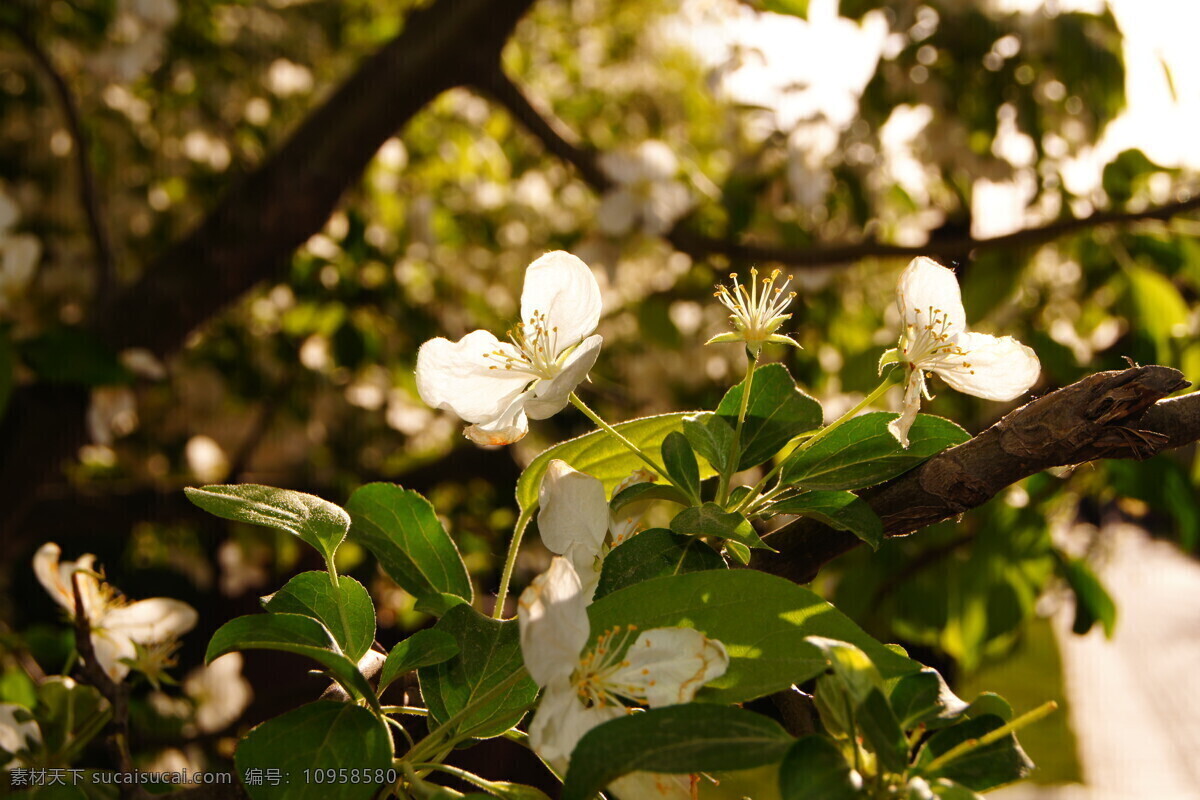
752 366 1197 584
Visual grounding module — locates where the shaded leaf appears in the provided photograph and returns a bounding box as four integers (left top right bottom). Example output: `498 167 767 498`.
378 629 459 693
594 528 726 599
264 572 375 663
778 736 863 800
768 491 883 549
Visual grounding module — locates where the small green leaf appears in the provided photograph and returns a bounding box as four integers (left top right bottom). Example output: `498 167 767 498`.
378 629 459 694
782 413 970 491
670 503 772 551
609 482 692 514
889 668 969 731
206 614 376 707
683 413 735 475
915 715 1034 791
346 483 472 615
36 677 110 761
1056 554 1117 638
768 490 883 549
804 636 884 705
661 431 701 502
417 605 537 740
857 689 908 774
561 705 794 800
717 363 823 471
962 693 1013 723
594 528 726 599
264 572 375 663
778 736 862 800
235 702 392 800
186 484 349 565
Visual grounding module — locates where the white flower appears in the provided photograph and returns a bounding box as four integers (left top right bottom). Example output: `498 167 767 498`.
0 185 40 315
538 462 655 600
34 543 198 683
416 252 603 446
707 267 802 355
597 141 693 237
183 653 252 734
0 703 40 770
884 257 1040 448
518 558 728 796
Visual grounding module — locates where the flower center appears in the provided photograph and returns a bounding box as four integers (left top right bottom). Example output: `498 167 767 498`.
572 625 642 709
900 305 972 372
482 310 562 380
714 267 796 341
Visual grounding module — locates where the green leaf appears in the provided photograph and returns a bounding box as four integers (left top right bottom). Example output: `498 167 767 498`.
1056 554 1117 638
669 503 772 551
778 736 863 800
235 701 392 800
718 363 823 470
378 629 459 694
781 413 970 491
561 705 794 800
35 677 110 761
804 636 884 705
186 484 349 565
206 613 377 708
346 483 472 616
609 482 692 514
927 779 985 799
417 604 537 740
889 668 969 731
517 413 717 514
594 528 726 599
1124 265 1189 362
768 491 883 549
661 431 701 502
915 715 1034 791
18 327 129 386
264 572 375 663
683 412 735 475
857 689 907 774
763 0 809 18
587 571 918 704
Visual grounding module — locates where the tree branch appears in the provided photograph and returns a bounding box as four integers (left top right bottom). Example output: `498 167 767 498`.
752 366 1196 584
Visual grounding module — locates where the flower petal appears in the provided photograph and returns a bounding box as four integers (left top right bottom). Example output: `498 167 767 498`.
538 460 609 563
528 678 621 773
608 627 729 708
895 257 966 334
0 702 41 768
91 630 137 682
521 252 601 352
633 141 680 182
518 557 591 687
888 369 925 449
525 335 603 420
464 389 531 446
936 332 1041 402
415 330 533 424
104 598 198 643
33 543 73 613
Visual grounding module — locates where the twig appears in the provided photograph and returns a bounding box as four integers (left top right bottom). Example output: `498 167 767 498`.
2 21 115 306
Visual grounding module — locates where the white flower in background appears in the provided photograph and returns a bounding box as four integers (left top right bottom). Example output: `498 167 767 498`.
708 267 802 356
86 387 139 446
183 653 252 734
883 257 1040 448
0 703 41 770
518 558 728 797
0 186 41 315
416 252 603 446
787 117 839 209
597 141 693 237
538 462 655 599
91 0 179 83
34 543 198 683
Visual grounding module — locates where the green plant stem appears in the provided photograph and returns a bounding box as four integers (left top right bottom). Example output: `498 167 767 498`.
324 554 340 589
921 701 1058 774
384 706 430 716
412 762 502 794
717 353 758 506
492 504 535 620
403 668 532 764
569 392 668 476
798 376 898 454
384 713 417 750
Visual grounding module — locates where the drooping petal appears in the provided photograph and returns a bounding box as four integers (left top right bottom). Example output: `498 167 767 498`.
415 330 533 424
518 557 591 687
520 252 601 353
597 190 638 236
887 369 926 449
895 257 966 334
538 461 609 564
608 627 730 708
935 332 1041 402
91 629 137 682
608 772 694 800
103 598 198 644
524 335 603 420
33 543 74 613
464 389 531 446
528 679 622 774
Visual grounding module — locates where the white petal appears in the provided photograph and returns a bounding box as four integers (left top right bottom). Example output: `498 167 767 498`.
538 460 609 562
33 543 74 613
888 370 925 449
609 772 694 800
520 252 601 351
597 190 638 236
464 390 531 446
597 150 647 186
895 257 966 334
518 557 591 687
186 653 252 733
608 628 729 708
0 702 41 767
524 335 603 420
936 332 1040 402
103 598 198 643
643 181 692 236
91 630 136 682
415 330 533 423
634 141 680 182
528 679 621 773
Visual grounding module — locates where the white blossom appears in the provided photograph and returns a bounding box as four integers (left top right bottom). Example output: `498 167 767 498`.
0 703 40 770
0 186 40 315
707 267 802 355
883 257 1040 447
183 653 252 734
597 141 693 237
416 252 603 445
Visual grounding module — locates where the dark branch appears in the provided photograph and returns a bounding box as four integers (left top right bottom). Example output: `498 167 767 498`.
2 21 115 305
752 366 1196 583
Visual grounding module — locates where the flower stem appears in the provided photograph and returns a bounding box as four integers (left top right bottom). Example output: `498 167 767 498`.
569 392 668 477
717 353 758 506
798 375 898 454
492 505 534 620
921 701 1058 775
